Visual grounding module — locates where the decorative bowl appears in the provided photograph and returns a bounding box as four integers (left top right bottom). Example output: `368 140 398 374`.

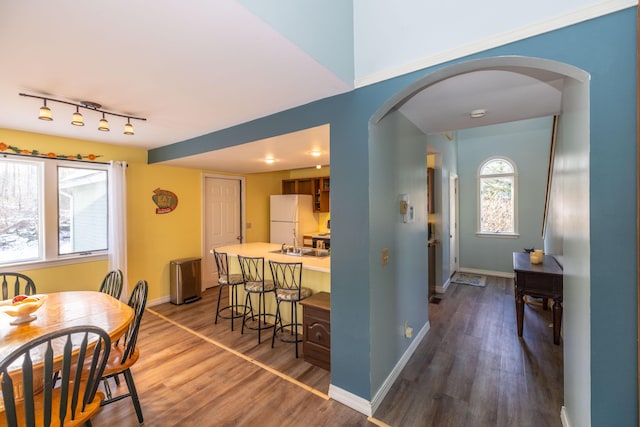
0 294 47 325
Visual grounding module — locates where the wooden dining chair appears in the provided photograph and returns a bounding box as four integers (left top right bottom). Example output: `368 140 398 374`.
98 269 124 300
0 325 111 427
1 272 36 300
99 279 148 426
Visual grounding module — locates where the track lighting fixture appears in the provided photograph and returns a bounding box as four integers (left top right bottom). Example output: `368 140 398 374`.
19 93 146 136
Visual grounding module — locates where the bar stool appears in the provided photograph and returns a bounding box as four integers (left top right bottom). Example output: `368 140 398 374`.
269 261 311 358
213 250 246 331
238 255 276 343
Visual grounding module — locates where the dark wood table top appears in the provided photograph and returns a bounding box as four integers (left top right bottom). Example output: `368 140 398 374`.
513 252 563 275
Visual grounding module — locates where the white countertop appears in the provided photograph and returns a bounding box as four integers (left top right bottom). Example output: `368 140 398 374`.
213 242 330 273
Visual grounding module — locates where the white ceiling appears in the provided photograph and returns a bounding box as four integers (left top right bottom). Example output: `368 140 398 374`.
398 69 564 134
0 2 564 173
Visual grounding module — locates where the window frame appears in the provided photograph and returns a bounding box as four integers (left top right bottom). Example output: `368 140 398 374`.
0 155 109 271
476 156 519 238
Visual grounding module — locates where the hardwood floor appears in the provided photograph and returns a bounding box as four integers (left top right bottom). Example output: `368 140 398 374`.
375 276 563 427
92 275 563 426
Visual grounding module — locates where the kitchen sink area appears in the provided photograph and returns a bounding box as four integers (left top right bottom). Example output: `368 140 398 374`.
270 247 330 258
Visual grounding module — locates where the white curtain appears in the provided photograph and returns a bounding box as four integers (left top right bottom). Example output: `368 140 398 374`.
108 161 129 300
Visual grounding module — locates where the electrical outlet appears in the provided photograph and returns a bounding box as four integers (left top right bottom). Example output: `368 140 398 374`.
404 321 413 338
381 248 389 266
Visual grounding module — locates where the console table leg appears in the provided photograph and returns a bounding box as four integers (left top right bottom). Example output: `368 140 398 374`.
516 294 525 337
553 300 563 345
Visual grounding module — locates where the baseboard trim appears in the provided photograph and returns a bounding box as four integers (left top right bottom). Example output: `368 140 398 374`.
436 277 451 293
147 295 171 307
459 267 514 279
370 321 430 414
328 320 431 417
560 406 571 427
328 385 373 416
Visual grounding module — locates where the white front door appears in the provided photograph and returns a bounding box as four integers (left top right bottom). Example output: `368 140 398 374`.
202 175 243 289
449 174 459 275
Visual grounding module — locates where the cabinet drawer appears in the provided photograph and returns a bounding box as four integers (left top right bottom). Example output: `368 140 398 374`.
303 341 330 371
518 272 562 296
305 305 330 323
305 318 330 348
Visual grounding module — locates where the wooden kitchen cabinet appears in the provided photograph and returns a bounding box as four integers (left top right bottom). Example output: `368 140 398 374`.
282 176 330 213
282 178 313 195
312 177 330 213
300 292 331 371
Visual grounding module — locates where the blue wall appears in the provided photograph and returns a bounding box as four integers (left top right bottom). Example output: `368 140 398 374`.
369 109 429 396
457 117 552 273
149 8 637 424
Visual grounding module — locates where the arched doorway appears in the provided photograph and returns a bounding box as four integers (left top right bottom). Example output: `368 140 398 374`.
367 56 590 422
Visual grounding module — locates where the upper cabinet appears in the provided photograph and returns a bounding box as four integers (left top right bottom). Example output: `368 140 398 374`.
282 178 313 195
313 177 330 213
282 176 330 213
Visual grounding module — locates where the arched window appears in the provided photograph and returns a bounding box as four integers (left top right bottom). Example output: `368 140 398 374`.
477 157 518 235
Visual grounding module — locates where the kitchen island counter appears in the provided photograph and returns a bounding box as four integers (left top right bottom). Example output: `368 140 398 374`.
214 242 330 296
215 242 330 273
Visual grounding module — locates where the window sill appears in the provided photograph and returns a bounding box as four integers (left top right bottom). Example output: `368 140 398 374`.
0 253 107 272
476 232 520 239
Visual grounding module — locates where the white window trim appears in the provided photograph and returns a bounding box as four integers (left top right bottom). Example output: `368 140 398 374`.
0 155 109 269
477 156 518 235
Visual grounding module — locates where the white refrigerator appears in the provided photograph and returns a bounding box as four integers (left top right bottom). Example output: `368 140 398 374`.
270 194 318 247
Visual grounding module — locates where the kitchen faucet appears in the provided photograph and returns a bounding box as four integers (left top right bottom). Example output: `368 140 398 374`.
292 229 297 251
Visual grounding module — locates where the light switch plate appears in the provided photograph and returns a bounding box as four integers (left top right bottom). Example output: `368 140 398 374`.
381 248 389 266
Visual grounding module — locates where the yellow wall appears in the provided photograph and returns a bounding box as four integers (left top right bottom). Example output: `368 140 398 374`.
244 171 288 242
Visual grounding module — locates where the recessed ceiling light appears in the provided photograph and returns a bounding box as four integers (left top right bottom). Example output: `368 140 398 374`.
311 150 321 157
265 158 275 164
470 109 487 118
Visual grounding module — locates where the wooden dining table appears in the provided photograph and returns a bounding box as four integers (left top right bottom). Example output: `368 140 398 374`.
0 291 134 362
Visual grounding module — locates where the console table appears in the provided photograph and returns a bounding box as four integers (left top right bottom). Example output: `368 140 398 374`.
513 252 563 344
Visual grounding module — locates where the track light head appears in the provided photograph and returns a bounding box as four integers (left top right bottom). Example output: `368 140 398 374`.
71 107 84 126
123 118 134 135
98 113 110 132
38 99 53 121
39 106 53 121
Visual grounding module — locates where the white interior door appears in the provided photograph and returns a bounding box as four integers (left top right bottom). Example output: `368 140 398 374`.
449 174 459 275
203 175 243 289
